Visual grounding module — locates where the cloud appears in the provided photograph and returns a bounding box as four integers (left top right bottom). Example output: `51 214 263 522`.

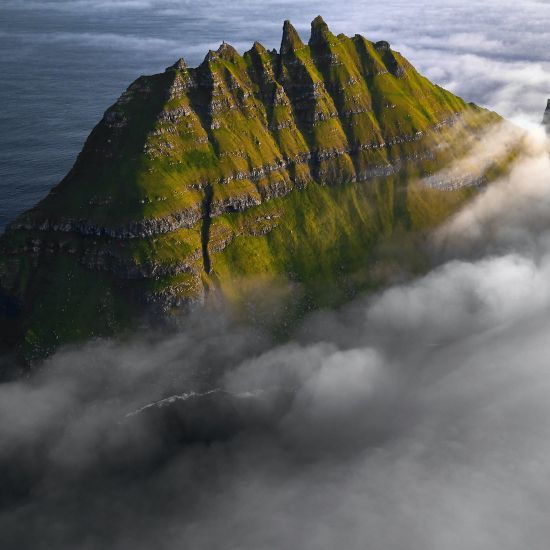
3 0 156 12
434 125 550 255
2 126 550 548
4 2 550 547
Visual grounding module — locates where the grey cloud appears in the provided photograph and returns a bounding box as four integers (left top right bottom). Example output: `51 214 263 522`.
3 0 156 11
3 128 550 548
4 2 550 547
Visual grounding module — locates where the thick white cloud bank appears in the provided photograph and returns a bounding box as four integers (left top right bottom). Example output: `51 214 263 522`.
2 127 550 548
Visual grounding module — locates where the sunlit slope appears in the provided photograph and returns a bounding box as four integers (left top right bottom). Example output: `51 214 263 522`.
0 17 506 360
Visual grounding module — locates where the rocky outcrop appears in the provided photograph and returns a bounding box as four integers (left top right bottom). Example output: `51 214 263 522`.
9 207 202 239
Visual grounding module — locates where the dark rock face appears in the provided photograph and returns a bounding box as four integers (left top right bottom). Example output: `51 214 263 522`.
281 20 305 55
8 207 202 239
374 40 391 51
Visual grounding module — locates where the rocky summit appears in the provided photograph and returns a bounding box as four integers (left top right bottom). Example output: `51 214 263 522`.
0 17 508 361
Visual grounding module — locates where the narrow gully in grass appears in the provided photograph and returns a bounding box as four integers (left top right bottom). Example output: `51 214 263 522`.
201 184 213 274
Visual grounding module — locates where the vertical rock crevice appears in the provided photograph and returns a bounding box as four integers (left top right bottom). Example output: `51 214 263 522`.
200 184 213 274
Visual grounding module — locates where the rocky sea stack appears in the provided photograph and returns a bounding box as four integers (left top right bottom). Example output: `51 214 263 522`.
0 17 508 361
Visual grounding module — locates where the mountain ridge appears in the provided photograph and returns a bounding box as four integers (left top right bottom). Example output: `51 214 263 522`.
0 17 509 361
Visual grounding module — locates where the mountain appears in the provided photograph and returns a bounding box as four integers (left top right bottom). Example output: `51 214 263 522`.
0 17 507 361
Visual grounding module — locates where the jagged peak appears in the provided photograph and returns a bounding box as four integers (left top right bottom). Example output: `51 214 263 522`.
374 40 391 52
203 49 218 63
280 20 304 55
252 40 267 54
309 15 334 46
170 58 188 71
217 41 241 62
245 40 268 61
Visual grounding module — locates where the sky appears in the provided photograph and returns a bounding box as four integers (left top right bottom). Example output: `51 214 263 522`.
2 1 550 548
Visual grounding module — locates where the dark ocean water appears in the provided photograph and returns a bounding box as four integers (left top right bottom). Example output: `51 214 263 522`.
1 0 548 232
0 4 260 231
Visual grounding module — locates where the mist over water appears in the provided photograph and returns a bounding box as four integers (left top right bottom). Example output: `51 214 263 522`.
2 0 550 230
1 125 550 548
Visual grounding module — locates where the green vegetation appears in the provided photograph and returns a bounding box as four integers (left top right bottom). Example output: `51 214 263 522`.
0 17 514 361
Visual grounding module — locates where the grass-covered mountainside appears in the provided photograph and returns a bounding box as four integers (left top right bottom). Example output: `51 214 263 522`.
1 17 509 361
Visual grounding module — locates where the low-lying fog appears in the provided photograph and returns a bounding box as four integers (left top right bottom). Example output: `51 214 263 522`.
2 126 550 549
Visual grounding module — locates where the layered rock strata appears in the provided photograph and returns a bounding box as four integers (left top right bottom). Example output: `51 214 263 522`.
0 17 505 360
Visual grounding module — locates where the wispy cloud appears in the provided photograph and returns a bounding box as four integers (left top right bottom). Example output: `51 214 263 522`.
3 0 156 12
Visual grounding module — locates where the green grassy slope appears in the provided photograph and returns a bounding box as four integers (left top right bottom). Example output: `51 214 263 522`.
0 17 511 361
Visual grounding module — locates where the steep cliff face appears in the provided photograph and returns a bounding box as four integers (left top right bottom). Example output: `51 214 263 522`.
0 17 508 360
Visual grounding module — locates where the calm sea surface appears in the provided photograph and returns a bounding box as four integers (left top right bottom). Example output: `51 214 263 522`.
0 3 281 231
